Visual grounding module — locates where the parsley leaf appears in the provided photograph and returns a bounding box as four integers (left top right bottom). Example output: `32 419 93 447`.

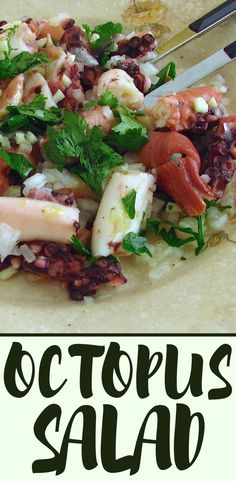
205 199 232 212
107 105 148 151
83 90 119 111
71 235 93 259
44 111 124 197
122 232 152 257
0 52 50 80
149 61 176 93
83 21 122 51
122 189 137 219
0 149 34 179
146 213 206 256
0 95 61 133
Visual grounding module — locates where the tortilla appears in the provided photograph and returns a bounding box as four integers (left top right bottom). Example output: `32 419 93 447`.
0 0 236 332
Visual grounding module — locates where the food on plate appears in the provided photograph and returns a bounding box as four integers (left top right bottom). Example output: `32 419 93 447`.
0 14 235 300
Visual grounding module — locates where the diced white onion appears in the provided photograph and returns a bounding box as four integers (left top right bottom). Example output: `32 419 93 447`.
20 244 36 263
201 174 211 184
207 207 228 231
25 131 38 144
0 223 21 262
218 85 228 94
90 33 100 42
46 33 54 48
67 52 76 63
139 61 159 81
15 131 25 144
72 89 85 102
42 168 81 191
52 89 65 104
18 141 32 154
138 51 158 63
208 97 218 109
193 97 209 114
62 74 72 88
170 153 182 162
36 37 47 47
106 55 126 69
1 136 11 149
23 173 47 196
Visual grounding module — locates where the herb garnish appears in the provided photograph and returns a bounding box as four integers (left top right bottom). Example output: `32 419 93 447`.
122 232 152 257
71 235 93 259
122 189 137 219
71 235 120 265
0 25 49 80
0 150 34 179
107 105 148 151
149 61 176 93
44 111 123 197
83 21 122 51
146 213 206 256
83 90 119 111
0 51 50 80
0 95 61 133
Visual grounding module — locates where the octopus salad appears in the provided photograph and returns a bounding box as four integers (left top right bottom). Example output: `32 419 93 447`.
0 13 235 300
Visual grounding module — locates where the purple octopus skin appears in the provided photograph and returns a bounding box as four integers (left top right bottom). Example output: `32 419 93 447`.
4 242 127 301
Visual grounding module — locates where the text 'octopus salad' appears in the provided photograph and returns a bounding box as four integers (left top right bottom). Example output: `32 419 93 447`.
0 14 235 300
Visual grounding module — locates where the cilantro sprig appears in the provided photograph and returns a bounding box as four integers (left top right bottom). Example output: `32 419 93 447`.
0 150 34 179
122 232 152 257
0 51 50 81
83 21 122 51
83 90 119 111
44 110 124 197
149 61 176 93
0 24 49 80
122 189 137 219
0 95 61 133
107 105 148 151
146 213 206 256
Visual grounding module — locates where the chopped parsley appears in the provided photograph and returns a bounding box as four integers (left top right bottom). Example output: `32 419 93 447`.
122 189 137 219
149 61 176 93
44 110 123 197
122 232 152 257
0 150 34 179
71 235 93 260
83 90 119 111
71 235 120 265
0 95 61 133
83 21 122 51
146 213 206 256
107 105 148 151
0 51 50 81
0 25 49 80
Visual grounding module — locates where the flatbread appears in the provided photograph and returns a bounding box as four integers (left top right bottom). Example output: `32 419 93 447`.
0 0 236 332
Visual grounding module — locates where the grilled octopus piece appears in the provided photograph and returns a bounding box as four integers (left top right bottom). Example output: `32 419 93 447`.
19 242 126 300
115 33 156 59
199 116 236 197
60 25 92 52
